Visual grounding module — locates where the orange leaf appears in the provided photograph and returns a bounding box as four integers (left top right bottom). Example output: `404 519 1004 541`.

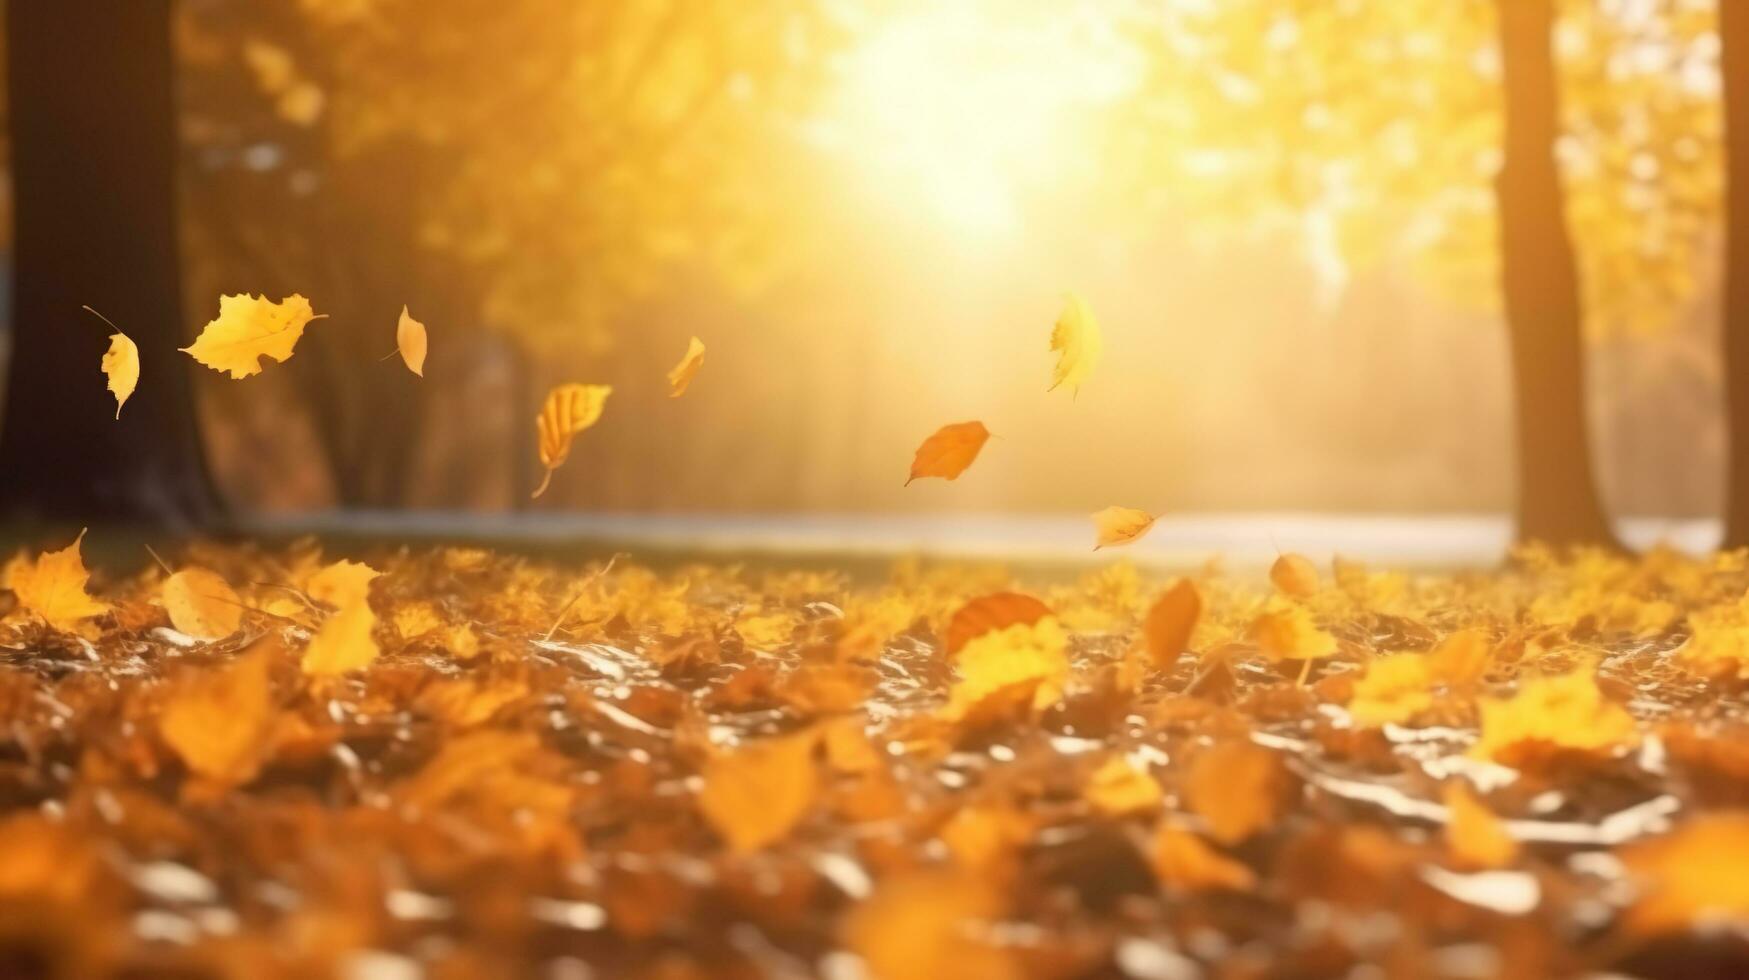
1091 506 1155 549
159 644 277 786
1142 579 1201 668
1269 552 1319 597
1443 782 1518 869
943 591 1051 657
906 421 989 485
697 731 818 852
162 567 243 640
532 383 612 499
1185 741 1290 845
306 559 380 609
666 336 705 397
301 600 379 676
1150 826 1256 892
843 871 1018 980
1085 754 1162 816
10 529 109 632
1248 604 1337 661
1347 653 1433 728
396 305 428 377
1620 814 1749 935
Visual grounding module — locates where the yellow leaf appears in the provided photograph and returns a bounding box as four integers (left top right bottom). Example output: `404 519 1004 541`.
666 335 705 397
943 617 1070 720
942 591 1052 657
1047 292 1101 394
1091 506 1155 549
1470 666 1638 763
1085 755 1162 816
1621 814 1749 935
697 731 817 852
159 644 276 785
1141 578 1201 668
11 529 109 632
162 567 243 640
1150 826 1256 892
1443 782 1518 869
1269 553 1320 597
301 600 379 676
1248 603 1337 661
843 871 1018 980
306 559 380 608
906 421 989 485
396 305 427 377
1680 596 1749 679
100 332 139 420
181 293 324 379
532 383 612 499
1429 628 1493 688
1347 653 1433 728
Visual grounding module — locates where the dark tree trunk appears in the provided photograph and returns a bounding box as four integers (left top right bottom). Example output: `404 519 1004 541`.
1721 0 1749 548
0 1 220 526
1493 0 1614 547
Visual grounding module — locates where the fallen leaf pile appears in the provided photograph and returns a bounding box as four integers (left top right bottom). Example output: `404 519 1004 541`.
0 537 1747 975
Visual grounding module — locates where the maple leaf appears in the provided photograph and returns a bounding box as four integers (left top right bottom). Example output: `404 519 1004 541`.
1347 653 1434 728
906 421 989 485
159 644 277 786
942 591 1052 657
1142 578 1201 668
667 335 705 397
1443 782 1518 869
1470 666 1638 763
1047 292 1101 394
181 293 324 379
1269 552 1319 597
1085 754 1162 816
99 330 139 419
396 305 427 377
1248 603 1337 661
697 731 818 852
301 599 380 676
532 383 612 499
1151 826 1256 892
1091 506 1156 549
943 617 1071 720
161 567 244 640
10 529 110 632
306 559 380 608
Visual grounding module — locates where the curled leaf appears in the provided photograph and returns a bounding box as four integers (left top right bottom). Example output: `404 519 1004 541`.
1142 578 1202 668
1048 292 1101 394
943 591 1051 657
162 567 243 640
532 383 612 499
100 331 139 419
667 336 705 397
397 305 427 377
1092 506 1155 549
182 293 323 379
906 421 989 485
1269 553 1319 597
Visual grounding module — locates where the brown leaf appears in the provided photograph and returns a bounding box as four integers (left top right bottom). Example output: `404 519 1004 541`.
906 421 989 485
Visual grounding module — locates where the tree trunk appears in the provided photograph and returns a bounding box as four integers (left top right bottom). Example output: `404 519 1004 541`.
1720 0 1749 548
0 1 220 526
1493 0 1614 547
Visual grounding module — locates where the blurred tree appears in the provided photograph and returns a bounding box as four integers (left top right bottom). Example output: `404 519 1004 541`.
1723 0 1749 547
0 1 220 525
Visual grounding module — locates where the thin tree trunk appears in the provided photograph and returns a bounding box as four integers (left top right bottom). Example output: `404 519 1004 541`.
1720 0 1749 548
0 1 221 526
1493 0 1614 547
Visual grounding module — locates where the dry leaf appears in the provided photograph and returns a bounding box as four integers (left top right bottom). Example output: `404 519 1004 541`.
182 293 323 379
100 331 139 419
532 383 612 499
1085 755 1162 816
843 871 1018 980
1248 604 1337 661
667 335 704 397
906 421 990 485
1151 826 1256 892
301 600 379 676
1470 665 1638 763
697 731 817 852
162 567 243 640
1142 578 1201 668
159 645 276 785
1429 628 1493 688
306 559 380 608
941 804 1036 869
397 305 427 377
1047 292 1101 394
1620 814 1749 935
943 591 1051 657
10 529 109 632
943 617 1071 720
1269 553 1319 597
1347 653 1433 728
1185 740 1290 844
1443 782 1518 869
1091 506 1156 549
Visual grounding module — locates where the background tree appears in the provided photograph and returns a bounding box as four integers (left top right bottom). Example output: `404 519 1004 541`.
1721 0 1749 548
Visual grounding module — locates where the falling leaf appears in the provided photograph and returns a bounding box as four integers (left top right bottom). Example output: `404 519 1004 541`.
1269 553 1319 597
1185 740 1290 844
1443 782 1518 869
1085 755 1162 816
1470 666 1638 763
906 421 989 485
1047 292 1101 394
181 293 324 379
397 305 427 377
697 731 817 852
1150 826 1256 892
161 567 243 640
1142 578 1201 668
159 644 277 785
943 591 1051 657
10 529 109 632
306 559 380 608
1091 506 1156 550
532 383 612 499
99 331 139 420
1347 653 1434 728
1620 814 1749 935
1248 604 1337 661
301 600 379 676
666 335 705 397
843 871 1018 980
944 618 1071 720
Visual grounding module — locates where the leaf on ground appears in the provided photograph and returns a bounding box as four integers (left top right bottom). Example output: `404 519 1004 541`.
1429 628 1493 688
1091 506 1156 550
301 600 380 676
843 871 1018 980
1248 603 1337 661
1085 754 1162 816
943 617 1071 721
1679 596 1749 679
697 731 818 852
1048 292 1101 394
182 293 323 379
397 305 428 377
1269 553 1320 597
1620 814 1749 936
306 559 380 608
1151 825 1256 892
906 421 989 485
943 591 1051 657
100 331 139 419
532 383 612 499
1142 578 1201 668
1470 665 1638 763
941 803 1036 870
1443 781 1518 869
666 336 705 397
159 644 277 785
162 567 244 640
1185 740 1290 845
1347 653 1433 728
10 529 109 632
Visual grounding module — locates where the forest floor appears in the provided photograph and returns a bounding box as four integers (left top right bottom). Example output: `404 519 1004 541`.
2 535 1748 978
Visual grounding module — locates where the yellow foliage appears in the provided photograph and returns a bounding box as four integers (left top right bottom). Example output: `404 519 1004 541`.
1047 292 1101 394
99 331 138 420
10 529 109 632
306 559 380 608
1348 653 1434 728
1090 506 1156 550
161 567 244 640
1151 825 1256 893
396 305 427 377
1621 814 1749 936
943 617 1070 720
1248 602 1337 661
181 294 323 379
301 600 380 676
667 336 705 397
1680 594 1749 679
532 383 612 499
1470 666 1637 763
697 731 818 853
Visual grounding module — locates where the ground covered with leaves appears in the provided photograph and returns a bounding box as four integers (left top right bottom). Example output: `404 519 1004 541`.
6 539 1749 978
